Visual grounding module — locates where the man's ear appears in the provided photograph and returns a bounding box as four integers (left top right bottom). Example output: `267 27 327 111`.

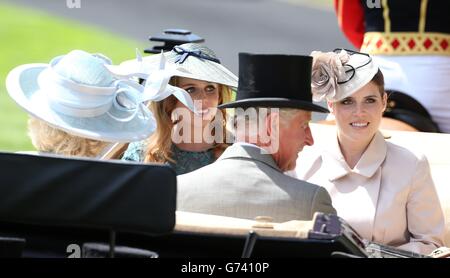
265 111 278 136
265 112 272 136
266 111 279 137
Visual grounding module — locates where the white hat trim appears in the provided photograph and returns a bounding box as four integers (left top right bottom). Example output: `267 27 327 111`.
117 53 199 113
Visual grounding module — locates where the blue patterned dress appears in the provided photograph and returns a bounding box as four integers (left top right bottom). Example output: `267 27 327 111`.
122 141 215 175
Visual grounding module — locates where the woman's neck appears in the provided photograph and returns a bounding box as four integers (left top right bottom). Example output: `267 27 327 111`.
337 132 374 169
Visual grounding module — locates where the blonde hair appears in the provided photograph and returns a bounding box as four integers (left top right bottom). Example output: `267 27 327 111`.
144 77 233 163
27 117 108 157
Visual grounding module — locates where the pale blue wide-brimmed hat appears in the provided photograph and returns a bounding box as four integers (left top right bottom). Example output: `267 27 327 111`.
6 50 156 143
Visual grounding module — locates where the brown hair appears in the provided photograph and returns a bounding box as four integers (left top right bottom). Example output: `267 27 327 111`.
144 77 233 163
371 69 385 97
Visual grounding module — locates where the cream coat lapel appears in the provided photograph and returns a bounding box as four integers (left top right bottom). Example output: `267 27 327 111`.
321 132 386 240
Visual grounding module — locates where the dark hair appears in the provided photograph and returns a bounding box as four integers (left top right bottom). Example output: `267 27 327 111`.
371 69 385 96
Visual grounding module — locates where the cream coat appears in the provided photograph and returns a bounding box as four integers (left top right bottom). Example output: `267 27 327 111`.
293 131 445 255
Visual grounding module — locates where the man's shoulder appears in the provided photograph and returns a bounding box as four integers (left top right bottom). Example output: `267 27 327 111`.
176 157 236 183
178 154 325 194
283 173 324 192
178 155 257 181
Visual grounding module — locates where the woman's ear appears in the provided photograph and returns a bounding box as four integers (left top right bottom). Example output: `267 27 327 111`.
382 91 388 112
327 101 335 114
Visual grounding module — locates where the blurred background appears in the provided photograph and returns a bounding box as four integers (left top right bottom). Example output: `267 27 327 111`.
0 0 352 151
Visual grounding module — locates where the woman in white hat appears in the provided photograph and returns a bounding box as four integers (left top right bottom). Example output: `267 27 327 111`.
293 49 445 255
6 50 156 158
114 43 237 175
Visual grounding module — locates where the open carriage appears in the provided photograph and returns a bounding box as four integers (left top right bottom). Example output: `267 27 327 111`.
0 124 448 258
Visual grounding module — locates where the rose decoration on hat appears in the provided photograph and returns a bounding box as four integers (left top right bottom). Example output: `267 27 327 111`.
310 50 350 102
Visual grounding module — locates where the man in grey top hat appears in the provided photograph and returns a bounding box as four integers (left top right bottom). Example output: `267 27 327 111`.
177 53 336 222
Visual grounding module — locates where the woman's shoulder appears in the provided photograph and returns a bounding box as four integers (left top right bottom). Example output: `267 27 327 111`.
383 141 432 180
385 140 427 164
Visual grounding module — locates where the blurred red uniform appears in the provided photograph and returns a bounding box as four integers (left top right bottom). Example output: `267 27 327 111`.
334 0 450 133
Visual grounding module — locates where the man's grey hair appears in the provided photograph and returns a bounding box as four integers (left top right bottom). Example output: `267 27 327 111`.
278 108 302 125
234 107 301 125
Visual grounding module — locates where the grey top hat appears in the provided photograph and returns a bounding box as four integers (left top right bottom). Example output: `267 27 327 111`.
218 53 329 113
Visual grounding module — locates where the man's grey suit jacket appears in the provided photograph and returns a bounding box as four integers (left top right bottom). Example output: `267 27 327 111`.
177 144 336 222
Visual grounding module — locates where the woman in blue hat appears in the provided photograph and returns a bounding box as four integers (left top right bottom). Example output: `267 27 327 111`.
6 50 156 158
